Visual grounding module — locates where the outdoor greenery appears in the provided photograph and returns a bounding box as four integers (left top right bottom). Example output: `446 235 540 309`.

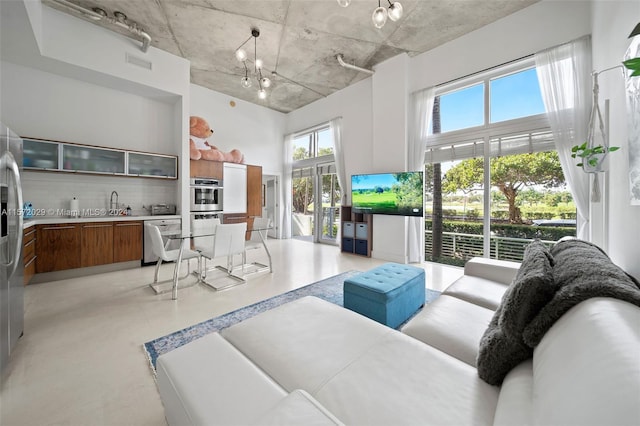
441 151 564 223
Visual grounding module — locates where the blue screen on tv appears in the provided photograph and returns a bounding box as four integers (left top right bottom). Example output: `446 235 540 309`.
351 172 424 216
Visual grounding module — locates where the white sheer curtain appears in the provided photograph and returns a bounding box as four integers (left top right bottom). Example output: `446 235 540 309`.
330 118 346 205
535 35 592 240
407 87 436 263
282 133 293 239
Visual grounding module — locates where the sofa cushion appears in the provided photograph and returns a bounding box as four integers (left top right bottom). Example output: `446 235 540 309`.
523 239 640 346
442 275 509 310
314 332 500 426
250 390 344 426
532 298 640 426
401 294 494 366
156 333 287 426
221 296 393 394
463 257 521 285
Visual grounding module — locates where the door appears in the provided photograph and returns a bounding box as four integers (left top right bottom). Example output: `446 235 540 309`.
222 163 247 214
81 223 114 267
37 224 82 272
317 169 341 244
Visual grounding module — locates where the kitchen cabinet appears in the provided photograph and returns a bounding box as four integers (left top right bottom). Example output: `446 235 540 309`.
128 152 177 178
113 221 143 262
36 224 82 272
21 137 177 179
246 164 263 217
190 160 223 179
23 227 36 285
23 139 59 169
63 145 125 174
81 223 114 267
222 163 247 214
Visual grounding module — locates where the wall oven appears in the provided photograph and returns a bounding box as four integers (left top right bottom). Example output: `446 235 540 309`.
190 178 223 212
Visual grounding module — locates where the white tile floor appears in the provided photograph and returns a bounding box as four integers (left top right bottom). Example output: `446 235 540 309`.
0 239 463 425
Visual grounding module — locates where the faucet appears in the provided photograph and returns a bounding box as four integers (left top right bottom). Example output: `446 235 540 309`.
110 191 119 215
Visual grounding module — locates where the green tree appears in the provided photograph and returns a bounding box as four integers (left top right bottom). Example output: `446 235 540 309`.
443 151 564 223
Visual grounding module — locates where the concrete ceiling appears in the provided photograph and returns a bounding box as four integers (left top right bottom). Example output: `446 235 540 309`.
43 0 538 113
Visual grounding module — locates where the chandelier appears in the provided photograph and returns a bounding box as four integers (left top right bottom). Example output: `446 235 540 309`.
337 0 403 29
234 28 271 100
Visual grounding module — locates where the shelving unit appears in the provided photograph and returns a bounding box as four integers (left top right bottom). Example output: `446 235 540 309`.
341 205 372 257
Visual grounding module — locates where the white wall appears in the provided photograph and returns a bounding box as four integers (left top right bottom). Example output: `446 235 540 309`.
591 0 640 279
286 77 374 199
409 0 592 91
190 84 286 175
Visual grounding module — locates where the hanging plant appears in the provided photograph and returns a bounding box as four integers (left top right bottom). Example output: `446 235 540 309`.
625 22 640 76
571 142 619 173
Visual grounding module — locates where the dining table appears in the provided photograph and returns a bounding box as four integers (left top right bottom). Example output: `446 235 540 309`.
165 224 273 300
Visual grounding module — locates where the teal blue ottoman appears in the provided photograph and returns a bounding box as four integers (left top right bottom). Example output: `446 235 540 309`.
343 263 426 328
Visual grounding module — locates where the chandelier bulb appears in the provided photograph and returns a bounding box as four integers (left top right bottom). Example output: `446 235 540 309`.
235 48 247 62
255 58 264 70
372 6 388 28
388 2 403 21
241 76 252 88
261 77 272 88
258 89 267 100
336 0 351 7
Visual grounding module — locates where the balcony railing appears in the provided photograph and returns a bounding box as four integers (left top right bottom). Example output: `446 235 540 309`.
425 230 555 263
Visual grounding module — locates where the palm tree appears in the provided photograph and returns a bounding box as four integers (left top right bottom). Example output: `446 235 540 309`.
431 96 443 260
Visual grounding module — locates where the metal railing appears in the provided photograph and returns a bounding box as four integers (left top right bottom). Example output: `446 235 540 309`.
425 230 556 263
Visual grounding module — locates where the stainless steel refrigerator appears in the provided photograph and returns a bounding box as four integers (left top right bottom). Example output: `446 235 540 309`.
0 123 24 378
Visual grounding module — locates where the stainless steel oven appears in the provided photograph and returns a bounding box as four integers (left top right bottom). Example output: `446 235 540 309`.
190 178 223 212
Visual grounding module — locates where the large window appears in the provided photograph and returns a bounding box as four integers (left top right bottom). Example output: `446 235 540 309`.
291 125 341 245
425 58 575 266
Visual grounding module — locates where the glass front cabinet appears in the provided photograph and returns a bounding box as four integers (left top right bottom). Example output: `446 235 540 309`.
21 137 177 179
128 152 177 178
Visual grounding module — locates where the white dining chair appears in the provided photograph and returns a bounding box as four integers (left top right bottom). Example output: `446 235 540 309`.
147 224 201 295
191 217 220 252
198 222 247 290
243 217 271 265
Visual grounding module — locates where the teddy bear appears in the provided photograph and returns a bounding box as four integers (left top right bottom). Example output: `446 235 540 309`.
189 116 244 163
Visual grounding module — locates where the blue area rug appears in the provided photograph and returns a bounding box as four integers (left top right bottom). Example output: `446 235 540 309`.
143 270 441 372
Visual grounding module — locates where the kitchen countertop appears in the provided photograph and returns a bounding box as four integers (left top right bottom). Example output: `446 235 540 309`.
23 215 181 229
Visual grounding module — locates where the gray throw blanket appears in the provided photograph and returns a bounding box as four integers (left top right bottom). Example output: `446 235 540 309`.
522 239 640 346
477 239 640 386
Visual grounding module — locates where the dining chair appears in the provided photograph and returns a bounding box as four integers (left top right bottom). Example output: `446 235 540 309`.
191 217 220 252
198 222 247 290
243 217 271 265
147 224 201 294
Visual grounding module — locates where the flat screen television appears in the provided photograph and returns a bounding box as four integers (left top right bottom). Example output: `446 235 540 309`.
351 172 424 216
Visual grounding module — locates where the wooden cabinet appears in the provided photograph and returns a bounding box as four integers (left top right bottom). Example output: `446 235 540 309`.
36 224 81 272
190 160 223 179
34 220 144 275
113 221 143 262
81 223 114 267
23 227 37 285
247 164 263 217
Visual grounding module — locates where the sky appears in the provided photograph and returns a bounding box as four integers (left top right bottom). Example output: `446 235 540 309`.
435 68 546 133
352 173 403 190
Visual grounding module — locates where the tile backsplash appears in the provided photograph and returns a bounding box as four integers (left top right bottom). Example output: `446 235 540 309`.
22 171 179 217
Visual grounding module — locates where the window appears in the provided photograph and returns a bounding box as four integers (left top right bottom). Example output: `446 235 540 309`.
424 58 575 266
291 124 341 245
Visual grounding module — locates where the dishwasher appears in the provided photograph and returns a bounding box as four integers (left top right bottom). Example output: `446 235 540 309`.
143 218 181 266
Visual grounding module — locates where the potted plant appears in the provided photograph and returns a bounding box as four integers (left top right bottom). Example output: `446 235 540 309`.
571 142 619 173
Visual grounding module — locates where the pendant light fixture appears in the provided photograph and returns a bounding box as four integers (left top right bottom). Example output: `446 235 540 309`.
337 0 402 29
234 28 271 100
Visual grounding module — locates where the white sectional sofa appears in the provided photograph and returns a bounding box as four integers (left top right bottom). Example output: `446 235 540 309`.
156 244 640 425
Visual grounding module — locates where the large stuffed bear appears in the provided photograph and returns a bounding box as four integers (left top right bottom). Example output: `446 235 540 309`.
189 116 244 163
